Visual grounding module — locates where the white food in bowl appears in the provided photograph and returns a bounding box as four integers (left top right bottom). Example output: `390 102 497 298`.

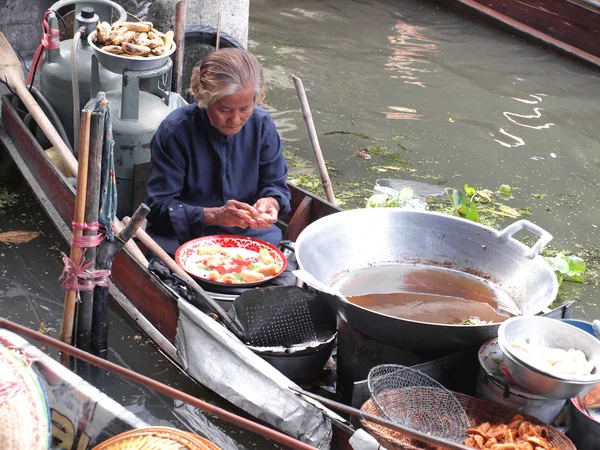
510 337 596 379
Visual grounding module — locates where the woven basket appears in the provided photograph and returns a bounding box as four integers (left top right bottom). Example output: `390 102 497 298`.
92 426 222 450
360 392 576 450
0 344 51 450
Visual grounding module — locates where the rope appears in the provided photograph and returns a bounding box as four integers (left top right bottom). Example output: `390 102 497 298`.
71 221 106 248
59 251 111 301
25 10 61 86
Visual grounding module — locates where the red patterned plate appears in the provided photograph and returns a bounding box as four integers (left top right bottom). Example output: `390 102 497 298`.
175 235 287 287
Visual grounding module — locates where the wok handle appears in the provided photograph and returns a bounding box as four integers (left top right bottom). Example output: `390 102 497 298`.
497 220 553 259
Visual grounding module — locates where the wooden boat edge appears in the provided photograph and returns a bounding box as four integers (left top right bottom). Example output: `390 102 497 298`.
435 0 600 69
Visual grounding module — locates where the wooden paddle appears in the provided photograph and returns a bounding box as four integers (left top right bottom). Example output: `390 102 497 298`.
0 32 148 268
292 75 336 205
0 32 77 176
122 217 245 340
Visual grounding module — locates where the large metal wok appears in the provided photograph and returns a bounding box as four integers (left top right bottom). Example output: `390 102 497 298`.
294 209 559 352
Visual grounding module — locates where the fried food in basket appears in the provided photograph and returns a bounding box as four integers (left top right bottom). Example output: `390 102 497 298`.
93 21 174 58
464 415 557 450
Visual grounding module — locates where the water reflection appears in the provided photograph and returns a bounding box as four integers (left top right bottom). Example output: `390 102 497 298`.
492 93 554 147
385 19 440 89
384 18 439 120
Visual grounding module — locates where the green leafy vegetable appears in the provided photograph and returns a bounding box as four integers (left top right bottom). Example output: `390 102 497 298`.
544 253 586 286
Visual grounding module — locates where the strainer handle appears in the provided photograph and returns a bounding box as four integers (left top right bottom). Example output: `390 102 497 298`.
497 220 553 259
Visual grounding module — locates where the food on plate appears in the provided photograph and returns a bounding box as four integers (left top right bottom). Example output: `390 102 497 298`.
465 415 557 450
583 383 600 408
189 241 283 284
197 244 223 255
92 21 174 58
259 248 275 265
255 263 280 277
221 273 237 284
510 337 595 379
206 270 220 282
241 269 265 282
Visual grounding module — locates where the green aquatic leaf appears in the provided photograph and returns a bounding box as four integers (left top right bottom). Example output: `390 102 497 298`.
567 255 586 274
464 184 476 198
498 184 512 197
463 203 480 222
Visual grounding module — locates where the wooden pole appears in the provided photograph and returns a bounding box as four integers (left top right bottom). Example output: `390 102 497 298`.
292 75 336 205
75 109 104 353
0 318 317 450
173 0 187 94
60 109 91 356
215 13 222 50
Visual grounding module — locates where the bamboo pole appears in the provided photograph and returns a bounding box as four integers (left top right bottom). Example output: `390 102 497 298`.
0 318 318 450
292 75 336 205
60 109 91 355
75 109 104 353
173 0 187 94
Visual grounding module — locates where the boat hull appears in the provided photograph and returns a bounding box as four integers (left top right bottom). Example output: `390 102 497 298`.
436 0 600 68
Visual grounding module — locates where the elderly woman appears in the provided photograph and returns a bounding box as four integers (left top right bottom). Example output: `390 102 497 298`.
145 48 291 256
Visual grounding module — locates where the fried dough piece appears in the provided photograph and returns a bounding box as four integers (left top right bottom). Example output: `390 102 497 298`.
241 269 265 282
207 270 219 281
514 442 533 450
473 434 485 448
259 247 274 265
221 273 237 284
255 263 281 277
526 437 549 449
465 437 478 448
490 444 516 450
487 425 509 440
504 429 514 444
477 423 492 433
198 244 223 255
484 438 498 448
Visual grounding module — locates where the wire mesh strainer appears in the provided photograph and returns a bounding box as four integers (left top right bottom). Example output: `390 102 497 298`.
367 364 471 443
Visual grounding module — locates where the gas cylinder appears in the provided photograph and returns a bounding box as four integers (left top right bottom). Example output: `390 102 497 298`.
38 0 125 146
100 59 176 217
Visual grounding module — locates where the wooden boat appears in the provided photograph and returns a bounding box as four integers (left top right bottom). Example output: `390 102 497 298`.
0 95 351 449
0 328 148 450
0 94 576 448
435 0 600 68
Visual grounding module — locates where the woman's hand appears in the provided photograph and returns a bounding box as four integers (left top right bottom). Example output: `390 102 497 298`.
252 197 280 229
204 200 261 229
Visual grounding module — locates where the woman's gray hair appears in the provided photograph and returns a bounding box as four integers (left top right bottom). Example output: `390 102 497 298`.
189 48 266 108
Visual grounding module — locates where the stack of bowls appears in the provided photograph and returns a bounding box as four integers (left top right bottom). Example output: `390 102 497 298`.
476 338 567 423
497 317 600 400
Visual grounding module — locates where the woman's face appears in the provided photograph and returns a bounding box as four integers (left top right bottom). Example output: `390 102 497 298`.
206 86 255 135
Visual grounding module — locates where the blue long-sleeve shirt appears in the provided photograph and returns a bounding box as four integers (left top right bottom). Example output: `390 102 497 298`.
146 103 291 255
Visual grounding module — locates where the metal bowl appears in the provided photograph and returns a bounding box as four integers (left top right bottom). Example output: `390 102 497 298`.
87 30 176 74
498 317 600 399
249 336 336 382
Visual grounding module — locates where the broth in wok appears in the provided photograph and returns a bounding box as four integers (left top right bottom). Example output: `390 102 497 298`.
332 265 520 325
